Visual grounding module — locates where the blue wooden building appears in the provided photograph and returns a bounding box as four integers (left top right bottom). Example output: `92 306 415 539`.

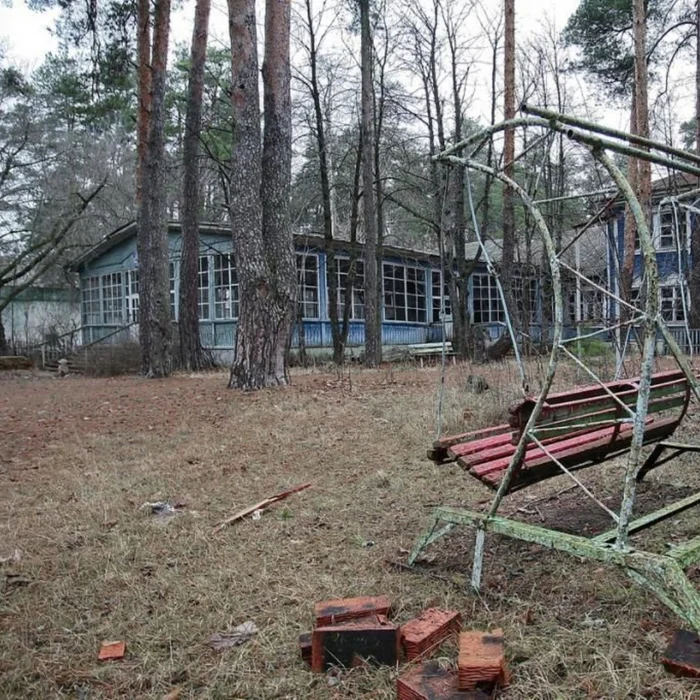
71 221 522 360
605 176 696 329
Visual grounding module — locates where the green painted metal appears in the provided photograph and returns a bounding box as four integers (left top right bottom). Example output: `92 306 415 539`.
669 536 700 569
592 491 700 544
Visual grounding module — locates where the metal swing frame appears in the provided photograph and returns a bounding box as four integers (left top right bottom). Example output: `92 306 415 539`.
410 105 700 632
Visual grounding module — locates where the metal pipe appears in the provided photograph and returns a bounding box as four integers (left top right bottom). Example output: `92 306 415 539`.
534 188 617 205
523 104 700 168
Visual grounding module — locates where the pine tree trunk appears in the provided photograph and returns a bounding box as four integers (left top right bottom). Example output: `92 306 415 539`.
633 0 652 223
501 0 517 333
179 0 213 371
227 0 296 389
689 0 700 327
136 0 151 203
360 0 381 367
0 317 7 356
622 93 638 316
137 0 173 378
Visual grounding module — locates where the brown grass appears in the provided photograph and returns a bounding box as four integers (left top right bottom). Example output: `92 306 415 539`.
1 359 700 699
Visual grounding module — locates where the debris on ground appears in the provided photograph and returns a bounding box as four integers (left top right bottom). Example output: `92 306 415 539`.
661 628 700 678
401 608 462 661
314 595 392 627
141 500 187 517
161 687 182 700
458 629 510 691
212 482 312 534
98 640 126 661
397 661 491 700
311 615 399 673
4 573 31 587
0 548 21 565
206 621 258 650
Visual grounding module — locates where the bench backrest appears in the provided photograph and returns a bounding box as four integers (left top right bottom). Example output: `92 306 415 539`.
509 370 689 443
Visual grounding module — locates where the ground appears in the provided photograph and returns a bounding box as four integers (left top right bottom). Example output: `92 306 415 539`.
2 360 700 699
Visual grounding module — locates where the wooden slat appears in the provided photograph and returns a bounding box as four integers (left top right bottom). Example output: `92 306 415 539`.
433 424 512 451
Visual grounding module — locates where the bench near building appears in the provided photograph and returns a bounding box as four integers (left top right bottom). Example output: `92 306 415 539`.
70 221 543 362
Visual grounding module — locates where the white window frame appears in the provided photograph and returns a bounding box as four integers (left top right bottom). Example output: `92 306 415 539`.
660 283 685 324
382 261 427 323
471 273 504 324
81 276 101 326
297 251 320 320
125 269 139 323
330 255 365 321
655 204 687 252
213 253 239 320
101 272 124 324
198 255 211 320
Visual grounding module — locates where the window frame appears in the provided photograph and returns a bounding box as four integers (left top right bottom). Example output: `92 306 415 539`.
213 252 239 321
81 276 101 326
431 269 452 324
330 255 365 321
297 251 320 320
382 261 427 324
471 272 504 325
101 272 124 325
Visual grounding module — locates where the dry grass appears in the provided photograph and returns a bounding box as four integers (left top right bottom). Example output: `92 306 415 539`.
1 359 700 699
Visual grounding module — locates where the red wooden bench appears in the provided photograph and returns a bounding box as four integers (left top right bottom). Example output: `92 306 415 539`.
429 370 691 493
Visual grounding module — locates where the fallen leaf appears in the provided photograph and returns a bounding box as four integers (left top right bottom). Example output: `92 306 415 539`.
162 689 182 700
207 621 258 650
99 640 126 660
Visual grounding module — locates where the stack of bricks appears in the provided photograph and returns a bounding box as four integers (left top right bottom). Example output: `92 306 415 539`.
401 609 462 661
396 662 491 700
300 596 400 672
457 629 509 691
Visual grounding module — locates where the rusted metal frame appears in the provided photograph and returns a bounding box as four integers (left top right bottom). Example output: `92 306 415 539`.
593 148 660 551
592 491 700 544
426 506 700 631
559 316 645 346
527 432 620 522
444 154 565 590
559 345 636 419
558 260 640 314
658 321 700 404
669 536 700 569
437 116 550 160
522 104 700 168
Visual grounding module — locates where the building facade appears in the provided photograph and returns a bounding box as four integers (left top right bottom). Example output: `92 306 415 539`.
72 222 527 361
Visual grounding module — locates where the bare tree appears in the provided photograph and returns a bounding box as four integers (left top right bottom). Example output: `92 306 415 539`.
179 0 214 371
136 0 173 377
227 0 296 389
359 0 381 368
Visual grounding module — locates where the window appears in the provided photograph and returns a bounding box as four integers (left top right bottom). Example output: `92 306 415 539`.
214 253 239 319
126 270 139 323
660 285 685 323
431 270 452 323
101 272 123 324
383 263 426 322
198 256 210 320
333 258 365 320
169 262 176 320
297 253 319 319
658 206 684 251
513 274 538 324
81 277 100 325
472 273 504 324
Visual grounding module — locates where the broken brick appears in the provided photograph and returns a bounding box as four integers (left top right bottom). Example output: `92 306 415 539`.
458 629 509 691
314 595 391 627
401 609 462 661
98 640 126 661
311 615 399 673
661 629 700 678
397 662 492 700
299 633 312 666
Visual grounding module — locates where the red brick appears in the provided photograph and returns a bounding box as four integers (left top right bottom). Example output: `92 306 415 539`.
401 609 462 661
661 629 700 678
457 629 509 691
397 662 492 700
298 633 312 666
314 595 391 627
311 615 399 673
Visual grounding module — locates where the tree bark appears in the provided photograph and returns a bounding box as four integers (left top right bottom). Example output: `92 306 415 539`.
633 0 652 225
136 0 173 378
179 0 213 371
621 92 638 315
0 317 7 355
136 0 152 203
227 0 296 389
360 0 381 367
689 0 700 327
500 0 517 337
